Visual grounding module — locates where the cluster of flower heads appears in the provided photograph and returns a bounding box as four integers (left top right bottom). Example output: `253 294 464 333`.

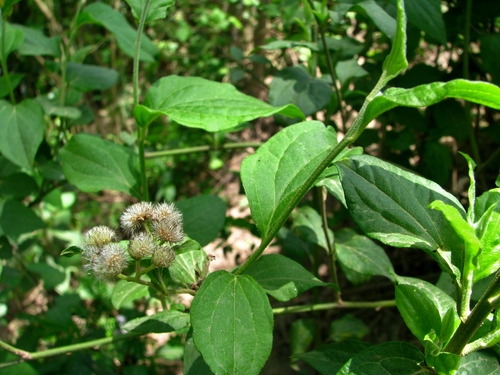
83 202 185 280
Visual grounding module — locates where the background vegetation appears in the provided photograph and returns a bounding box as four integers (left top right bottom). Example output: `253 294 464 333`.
0 0 499 374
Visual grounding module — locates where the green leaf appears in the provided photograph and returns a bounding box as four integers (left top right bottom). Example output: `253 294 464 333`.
122 310 190 334
337 341 428 375
335 59 369 86
168 239 209 287
35 95 82 119
125 0 174 23
0 21 23 61
335 228 395 281
290 319 315 356
295 341 371 375
66 62 118 92
77 2 158 62
184 329 215 375
269 66 333 117
381 0 408 84
0 172 38 200
13 24 61 57
337 155 465 267
0 99 45 170
111 280 149 309
329 314 369 342
143 75 304 132
344 0 396 40
26 263 65 290
460 152 477 223
0 73 23 98
362 80 500 129
396 284 443 344
60 245 83 258
457 351 500 374
292 206 333 253
241 121 337 244
60 134 141 197
244 254 335 302
0 199 45 238
404 0 446 45
132 104 163 128
190 270 273 375
176 195 226 247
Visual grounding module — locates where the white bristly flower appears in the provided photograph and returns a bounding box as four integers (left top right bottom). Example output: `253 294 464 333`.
90 243 129 280
128 232 156 260
151 244 176 268
120 202 154 235
84 226 116 247
151 202 185 243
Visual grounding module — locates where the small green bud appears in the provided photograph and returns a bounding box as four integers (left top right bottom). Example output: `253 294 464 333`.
151 244 176 268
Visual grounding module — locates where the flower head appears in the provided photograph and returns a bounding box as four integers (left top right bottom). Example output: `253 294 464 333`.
120 202 154 235
128 232 156 260
89 243 129 280
84 226 116 247
151 244 176 268
151 202 185 243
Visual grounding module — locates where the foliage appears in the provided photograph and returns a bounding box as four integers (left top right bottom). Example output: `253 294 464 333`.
1 0 500 374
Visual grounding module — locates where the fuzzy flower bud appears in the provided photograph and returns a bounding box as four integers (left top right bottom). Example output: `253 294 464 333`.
151 202 185 243
89 243 129 280
151 244 176 268
120 202 154 235
84 226 116 247
128 232 156 260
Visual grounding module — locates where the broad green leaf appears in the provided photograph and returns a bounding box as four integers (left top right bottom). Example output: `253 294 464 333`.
190 270 273 375
60 134 141 197
473 189 500 282
381 0 408 84
457 351 500 375
60 245 83 258
0 172 38 200
241 121 337 244
111 280 149 309
143 75 304 132
133 104 163 128
244 254 335 302
35 95 82 119
0 21 23 61
343 0 396 40
294 340 371 375
77 2 158 62
0 99 44 170
315 147 364 207
269 66 333 117
168 239 209 287
335 59 369 86
336 155 465 262
122 310 190 333
66 62 118 92
337 341 429 375
396 284 442 344
329 314 369 342
290 319 315 357
335 228 395 281
176 195 226 246
397 276 460 341
0 73 23 98
405 0 446 45
125 0 174 23
184 329 215 375
362 80 500 129
0 199 45 238
13 24 61 56
292 206 334 253
259 40 318 52
26 263 65 290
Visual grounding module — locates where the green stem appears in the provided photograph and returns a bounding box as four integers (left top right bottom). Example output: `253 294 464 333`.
272 299 396 315
235 73 386 276
0 10 16 104
145 142 262 159
0 332 143 368
307 0 346 132
445 270 500 354
133 0 151 202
